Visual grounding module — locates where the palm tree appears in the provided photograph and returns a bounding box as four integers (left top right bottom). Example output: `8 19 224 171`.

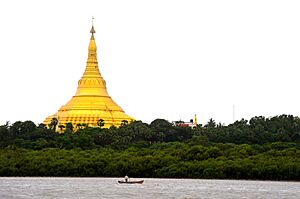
50 117 59 131
97 119 105 128
120 120 128 127
205 118 216 128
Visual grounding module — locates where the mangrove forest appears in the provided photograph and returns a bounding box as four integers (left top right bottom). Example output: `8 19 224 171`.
0 114 299 180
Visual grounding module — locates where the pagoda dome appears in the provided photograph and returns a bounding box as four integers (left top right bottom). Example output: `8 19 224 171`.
43 24 134 130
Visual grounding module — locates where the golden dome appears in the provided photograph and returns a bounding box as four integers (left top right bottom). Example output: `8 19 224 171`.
44 25 134 129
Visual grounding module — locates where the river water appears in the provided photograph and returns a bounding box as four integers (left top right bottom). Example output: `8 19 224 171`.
0 177 299 199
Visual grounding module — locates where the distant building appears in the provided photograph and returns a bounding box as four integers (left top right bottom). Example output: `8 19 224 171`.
173 114 198 128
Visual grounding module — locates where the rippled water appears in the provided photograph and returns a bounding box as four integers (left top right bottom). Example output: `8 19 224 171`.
0 177 299 199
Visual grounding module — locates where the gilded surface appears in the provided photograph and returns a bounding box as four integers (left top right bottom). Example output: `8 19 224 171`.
43 26 134 128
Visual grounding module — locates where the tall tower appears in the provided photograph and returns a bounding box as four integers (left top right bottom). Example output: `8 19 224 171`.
43 24 134 128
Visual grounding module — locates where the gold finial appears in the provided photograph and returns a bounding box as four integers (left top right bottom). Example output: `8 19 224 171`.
90 17 96 34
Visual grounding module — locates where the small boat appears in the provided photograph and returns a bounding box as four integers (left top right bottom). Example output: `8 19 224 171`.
118 180 144 184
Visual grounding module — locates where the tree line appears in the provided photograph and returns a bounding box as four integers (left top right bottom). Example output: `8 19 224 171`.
0 114 299 180
0 142 299 180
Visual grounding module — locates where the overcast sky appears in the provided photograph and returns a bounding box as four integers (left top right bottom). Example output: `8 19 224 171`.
0 0 300 126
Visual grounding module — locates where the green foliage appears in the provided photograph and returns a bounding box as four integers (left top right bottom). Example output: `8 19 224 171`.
97 119 105 128
0 114 300 180
49 118 58 131
65 123 74 133
0 143 298 180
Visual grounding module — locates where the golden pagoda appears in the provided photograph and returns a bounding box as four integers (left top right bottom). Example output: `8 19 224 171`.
44 24 134 129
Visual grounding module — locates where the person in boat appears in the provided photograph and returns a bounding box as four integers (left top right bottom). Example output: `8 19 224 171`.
124 175 129 182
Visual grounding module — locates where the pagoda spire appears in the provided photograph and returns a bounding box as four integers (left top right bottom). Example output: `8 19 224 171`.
87 22 97 64
83 19 101 79
43 22 134 129
90 17 96 37
79 23 106 96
